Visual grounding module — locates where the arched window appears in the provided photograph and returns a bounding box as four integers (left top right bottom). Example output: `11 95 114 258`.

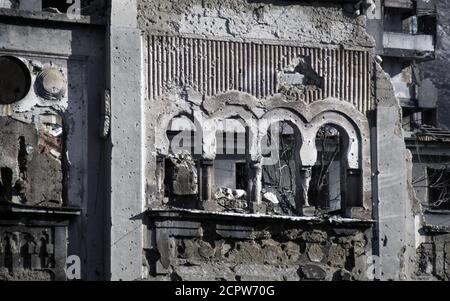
261 121 302 215
157 114 201 209
309 124 343 213
213 117 250 211
309 123 362 215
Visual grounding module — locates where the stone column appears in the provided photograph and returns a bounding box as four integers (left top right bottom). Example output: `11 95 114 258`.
249 160 265 213
155 155 166 204
297 166 316 216
199 159 218 211
375 63 417 280
11 233 20 271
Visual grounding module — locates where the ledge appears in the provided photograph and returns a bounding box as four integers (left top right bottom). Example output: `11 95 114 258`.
146 208 375 228
0 202 81 216
0 8 106 26
422 210 450 234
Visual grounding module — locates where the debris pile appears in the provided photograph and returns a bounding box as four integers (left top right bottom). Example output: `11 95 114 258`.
167 153 198 196
214 187 248 213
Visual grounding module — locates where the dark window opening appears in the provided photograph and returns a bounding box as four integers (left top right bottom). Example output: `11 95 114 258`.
262 121 299 216
309 125 342 213
213 118 249 212
428 168 450 210
0 167 13 202
214 118 248 191
41 0 105 15
42 0 71 13
422 109 437 127
0 0 108 16
235 162 248 191
418 15 437 36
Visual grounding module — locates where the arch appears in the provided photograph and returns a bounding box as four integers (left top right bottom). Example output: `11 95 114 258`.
155 109 203 156
307 111 361 169
259 108 306 168
306 111 365 213
260 118 304 215
209 105 259 160
259 108 306 134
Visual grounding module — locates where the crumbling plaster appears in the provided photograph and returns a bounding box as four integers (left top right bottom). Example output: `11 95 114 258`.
137 0 374 49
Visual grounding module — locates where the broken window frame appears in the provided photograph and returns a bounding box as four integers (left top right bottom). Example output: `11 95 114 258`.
427 167 450 211
309 124 343 213
157 114 202 208
261 120 302 216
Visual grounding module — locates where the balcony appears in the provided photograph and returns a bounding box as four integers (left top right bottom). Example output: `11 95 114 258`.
383 32 435 59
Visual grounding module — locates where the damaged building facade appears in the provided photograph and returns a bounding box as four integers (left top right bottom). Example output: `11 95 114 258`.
0 0 449 281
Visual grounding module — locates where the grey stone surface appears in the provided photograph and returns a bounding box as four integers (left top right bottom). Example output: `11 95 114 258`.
145 211 372 281
300 264 327 280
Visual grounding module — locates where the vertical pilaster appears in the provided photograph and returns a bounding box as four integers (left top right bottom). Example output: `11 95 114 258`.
109 0 144 281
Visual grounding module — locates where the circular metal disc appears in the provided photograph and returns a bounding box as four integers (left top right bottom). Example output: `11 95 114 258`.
35 68 67 100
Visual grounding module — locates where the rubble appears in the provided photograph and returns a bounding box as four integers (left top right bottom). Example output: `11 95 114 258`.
166 153 198 196
263 192 279 204
214 187 248 213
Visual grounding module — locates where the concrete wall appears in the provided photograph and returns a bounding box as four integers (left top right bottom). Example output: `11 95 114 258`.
374 63 419 280
108 0 145 281
0 0 429 281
